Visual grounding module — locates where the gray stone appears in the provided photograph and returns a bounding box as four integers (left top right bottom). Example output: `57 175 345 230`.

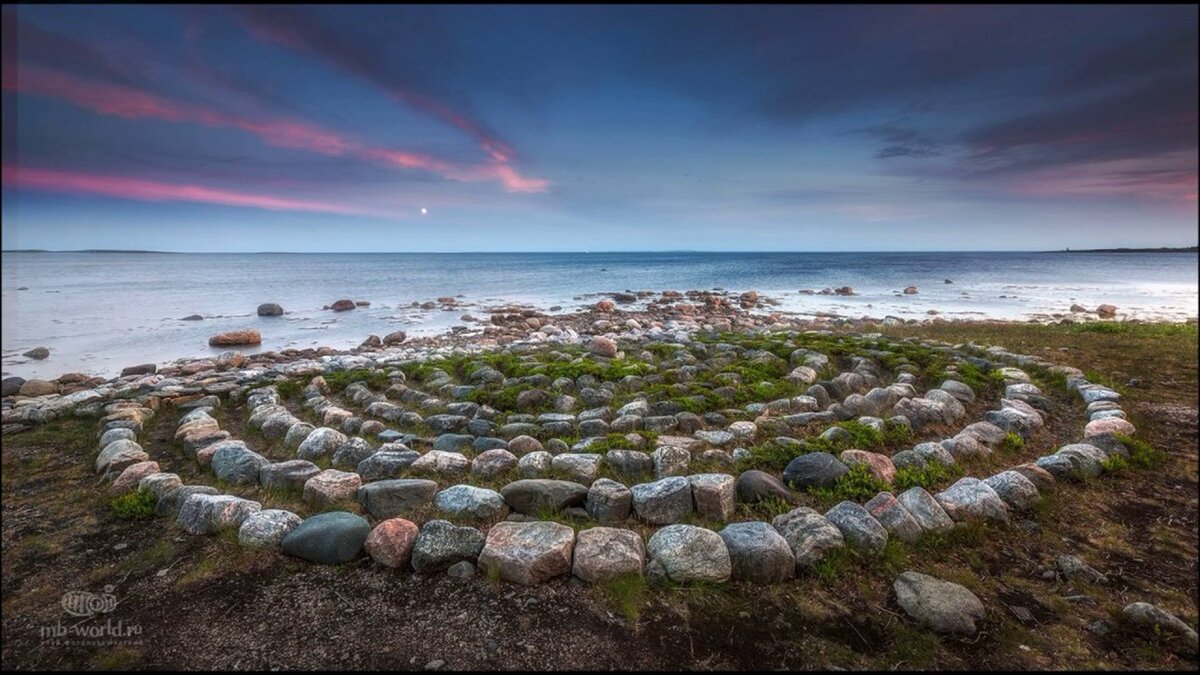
332 437 377 469
478 521 575 585
652 445 691 479
688 473 736 522
259 459 321 490
434 485 509 520
939 380 975 404
719 521 794 583
296 427 348 461
99 427 137 448
500 479 589 515
138 472 182 500
96 439 147 474
280 511 371 564
646 524 731 584
935 478 1010 524
238 509 302 549
631 476 694 524
896 487 954 533
586 478 633 524
605 449 653 479
782 452 849 490
358 479 439 518
1056 554 1108 584
983 471 1040 511
471 449 518 478
409 450 471 477
411 520 486 573
517 450 553 478
303 469 362 507
552 453 603 484
212 444 269 486
283 422 316 451
894 571 986 635
865 492 924 543
825 501 888 553
734 470 794 504
572 527 645 583
156 485 218 517
357 450 420 481
772 507 845 566
1121 602 1199 654
177 493 261 535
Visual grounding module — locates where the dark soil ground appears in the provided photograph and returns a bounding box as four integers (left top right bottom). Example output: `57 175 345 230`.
2 321 1196 670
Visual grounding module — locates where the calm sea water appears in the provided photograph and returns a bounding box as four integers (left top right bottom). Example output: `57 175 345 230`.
2 251 1196 379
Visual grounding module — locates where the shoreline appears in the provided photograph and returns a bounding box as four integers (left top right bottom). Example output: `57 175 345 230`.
2 284 1200 393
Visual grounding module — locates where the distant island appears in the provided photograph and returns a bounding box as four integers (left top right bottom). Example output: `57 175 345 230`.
1059 246 1198 253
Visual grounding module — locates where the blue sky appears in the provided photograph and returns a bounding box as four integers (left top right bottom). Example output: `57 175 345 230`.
2 5 1197 252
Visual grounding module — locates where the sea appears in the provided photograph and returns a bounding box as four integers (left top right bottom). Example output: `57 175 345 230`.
2 251 1197 380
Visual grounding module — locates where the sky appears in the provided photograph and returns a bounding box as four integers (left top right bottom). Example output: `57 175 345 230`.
2 5 1197 252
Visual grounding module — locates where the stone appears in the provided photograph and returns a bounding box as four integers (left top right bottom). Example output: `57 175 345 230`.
411 520 486 573
1096 304 1117 318
470 448 518 478
96 439 148 474
719 521 794 583
1056 555 1108 584
508 435 544 456
783 452 849 490
865 492 924 543
296 427 348 461
280 511 371 564
177 494 261 535
99 427 137 447
517 451 553 478
358 479 439 518
983 471 1040 511
896 487 955 533
572 527 645 583
303 469 363 507
772 507 845 567
212 444 269 486
894 571 986 635
1121 602 1199 654
358 450 420 481
330 299 356 312
1 376 24 396
409 450 471 477
1010 463 1056 492
939 380 975 404
586 478 633 524
284 422 316 450
631 477 694 524
434 485 509 520
208 330 261 347
138 472 182 500
447 561 476 579
734 470 794 504
256 303 283 316
104 457 157 492
23 346 50 360
1084 417 1135 437
589 336 619 358
332 437 377 469
825 501 888 553
935 478 1010 523
120 363 156 377
259 459 321 490
364 518 420 568
605 449 653 478
652 445 691 478
238 509 302 549
688 473 736 522
383 330 408 345
156 485 219 517
500 479 589 515
18 379 56 397
552 453 604 483
839 449 896 484
478 521 576 585
646 525 731 584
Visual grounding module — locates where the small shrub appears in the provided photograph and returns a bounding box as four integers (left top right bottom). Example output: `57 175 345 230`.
811 464 889 503
275 379 303 401
1000 432 1025 453
323 368 389 392
599 572 647 622
893 461 961 492
1101 454 1130 474
110 488 156 520
1115 433 1166 470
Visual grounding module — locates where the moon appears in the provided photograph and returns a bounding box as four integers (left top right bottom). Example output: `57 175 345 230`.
420 207 428 215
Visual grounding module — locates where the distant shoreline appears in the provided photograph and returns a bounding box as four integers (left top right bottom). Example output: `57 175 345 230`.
4 247 1198 255
1057 246 1198 254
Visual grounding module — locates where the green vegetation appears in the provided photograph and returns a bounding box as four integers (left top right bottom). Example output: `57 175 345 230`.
893 461 961 492
576 432 659 453
1115 433 1166 470
275 378 303 401
323 368 390 392
1000 432 1025 453
109 488 157 520
811 464 889 504
598 571 647 622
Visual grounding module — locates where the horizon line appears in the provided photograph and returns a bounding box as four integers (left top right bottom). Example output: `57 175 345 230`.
3 246 1197 255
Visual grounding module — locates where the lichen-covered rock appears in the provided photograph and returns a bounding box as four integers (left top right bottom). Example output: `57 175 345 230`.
296 427 348 461
280 511 370 564
586 478 633 524
572 527 645 583
865 492 924 543
331 437 377 469
983 470 1040 511
652 445 691 479
935 478 1010 524
646 525 731 584
719 521 794 584
259 459 321 490
471 448 518 478
894 571 986 635
357 450 420 481
517 450 553 478
896 487 954 533
839 449 896 484
156 485 219 517
772 507 845 567
411 520 486 573
363 518 420 568
631 476 694 524
138 472 182 500
357 479 439 518
434 485 509 521
409 450 471 477
478 521 575 585
552 453 604 484
1121 602 1199 654
238 509 302 549
96 439 148 474
824 501 888 553
688 473 736 522
109 461 161 494
302 469 363 507
177 494 261 535
212 444 269 485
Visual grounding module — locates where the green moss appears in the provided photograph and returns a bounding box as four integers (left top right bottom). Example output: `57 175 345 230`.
275 378 303 401
323 368 389 392
893 461 961 492
110 488 157 520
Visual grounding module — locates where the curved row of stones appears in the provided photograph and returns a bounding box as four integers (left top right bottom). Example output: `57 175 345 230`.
89 333 1151 639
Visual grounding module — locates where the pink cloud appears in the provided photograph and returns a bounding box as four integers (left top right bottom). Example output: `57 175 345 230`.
3 164 373 215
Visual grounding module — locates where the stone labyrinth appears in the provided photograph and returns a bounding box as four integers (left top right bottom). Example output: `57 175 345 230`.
84 329 1139 632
